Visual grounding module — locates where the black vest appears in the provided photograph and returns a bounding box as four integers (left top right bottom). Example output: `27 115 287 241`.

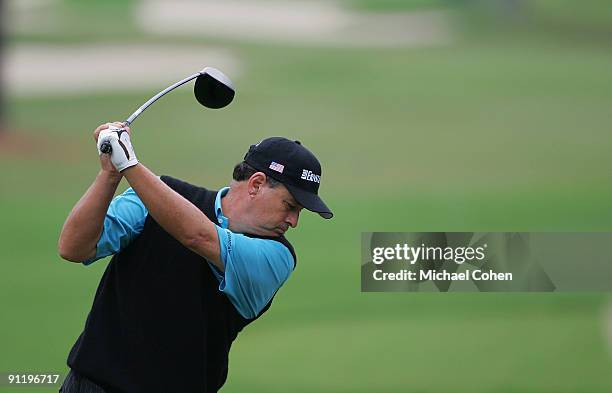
67 176 297 393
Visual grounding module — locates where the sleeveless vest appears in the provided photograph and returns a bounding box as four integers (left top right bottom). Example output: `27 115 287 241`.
67 176 296 393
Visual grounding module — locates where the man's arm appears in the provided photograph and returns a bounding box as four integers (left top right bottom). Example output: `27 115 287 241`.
58 171 121 262
214 228 294 318
122 164 223 270
57 123 123 262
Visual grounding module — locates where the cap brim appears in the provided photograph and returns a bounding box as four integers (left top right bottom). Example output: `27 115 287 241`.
284 184 333 219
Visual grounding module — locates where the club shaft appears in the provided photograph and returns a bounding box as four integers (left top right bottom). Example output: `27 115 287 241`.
124 72 201 126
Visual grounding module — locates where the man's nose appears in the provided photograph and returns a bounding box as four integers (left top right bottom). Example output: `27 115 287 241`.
286 211 299 228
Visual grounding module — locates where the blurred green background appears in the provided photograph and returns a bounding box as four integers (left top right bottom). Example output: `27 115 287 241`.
2 0 612 392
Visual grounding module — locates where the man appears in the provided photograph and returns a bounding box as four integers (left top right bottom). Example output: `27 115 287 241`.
58 122 332 393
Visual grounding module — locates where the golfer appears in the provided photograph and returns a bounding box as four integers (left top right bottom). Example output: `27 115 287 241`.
57 122 332 392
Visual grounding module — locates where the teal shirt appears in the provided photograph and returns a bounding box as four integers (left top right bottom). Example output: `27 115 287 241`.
86 187 295 319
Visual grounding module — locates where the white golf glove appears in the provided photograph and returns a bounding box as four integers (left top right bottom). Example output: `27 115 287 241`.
97 125 139 172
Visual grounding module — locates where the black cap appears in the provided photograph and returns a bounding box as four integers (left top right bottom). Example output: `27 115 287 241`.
244 137 333 219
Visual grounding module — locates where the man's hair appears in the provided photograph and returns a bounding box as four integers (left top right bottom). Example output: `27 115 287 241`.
232 161 280 187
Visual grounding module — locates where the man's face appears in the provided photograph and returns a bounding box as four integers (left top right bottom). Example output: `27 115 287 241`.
250 181 303 237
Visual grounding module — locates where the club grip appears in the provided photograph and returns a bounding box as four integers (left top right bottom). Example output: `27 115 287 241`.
100 141 113 154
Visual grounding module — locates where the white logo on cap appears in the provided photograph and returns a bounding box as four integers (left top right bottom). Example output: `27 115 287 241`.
269 162 285 173
301 169 320 183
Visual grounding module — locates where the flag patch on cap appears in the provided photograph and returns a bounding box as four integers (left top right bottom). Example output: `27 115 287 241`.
269 162 285 173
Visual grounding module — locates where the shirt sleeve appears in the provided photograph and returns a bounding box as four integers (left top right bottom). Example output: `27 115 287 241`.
83 187 148 265
213 226 295 319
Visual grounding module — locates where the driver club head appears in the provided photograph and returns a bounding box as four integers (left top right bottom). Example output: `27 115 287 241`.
194 67 235 109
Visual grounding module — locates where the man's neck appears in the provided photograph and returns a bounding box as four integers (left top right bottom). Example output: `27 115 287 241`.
221 183 256 234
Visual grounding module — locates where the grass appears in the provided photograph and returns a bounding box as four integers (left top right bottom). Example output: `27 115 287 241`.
345 0 454 12
2 18 612 393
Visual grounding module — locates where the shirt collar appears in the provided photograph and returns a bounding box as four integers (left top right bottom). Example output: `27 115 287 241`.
215 187 230 229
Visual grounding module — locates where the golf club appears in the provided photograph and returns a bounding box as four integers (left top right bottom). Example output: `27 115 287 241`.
99 67 234 154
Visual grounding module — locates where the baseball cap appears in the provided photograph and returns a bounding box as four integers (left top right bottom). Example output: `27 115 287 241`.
244 137 333 219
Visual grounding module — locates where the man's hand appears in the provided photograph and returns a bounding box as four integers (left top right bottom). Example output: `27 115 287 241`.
93 123 123 179
96 123 139 172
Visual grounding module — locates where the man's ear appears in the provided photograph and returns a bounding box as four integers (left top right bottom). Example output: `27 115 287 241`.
247 172 267 197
